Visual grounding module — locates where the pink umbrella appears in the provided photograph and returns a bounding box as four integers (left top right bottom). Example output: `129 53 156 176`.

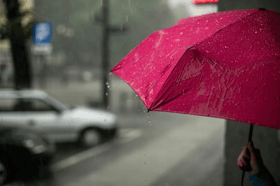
111 8 280 185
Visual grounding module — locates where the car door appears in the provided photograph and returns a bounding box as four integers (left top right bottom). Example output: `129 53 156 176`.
23 98 79 143
21 98 63 141
0 98 63 141
0 98 29 126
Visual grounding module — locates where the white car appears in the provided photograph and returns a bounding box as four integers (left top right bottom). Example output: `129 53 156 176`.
0 90 118 147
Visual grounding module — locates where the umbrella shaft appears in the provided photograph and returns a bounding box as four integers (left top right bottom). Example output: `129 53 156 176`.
247 124 254 143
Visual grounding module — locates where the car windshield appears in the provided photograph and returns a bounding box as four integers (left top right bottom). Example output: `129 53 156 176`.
45 96 71 111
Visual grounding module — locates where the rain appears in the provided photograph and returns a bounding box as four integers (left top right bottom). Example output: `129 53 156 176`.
0 0 279 186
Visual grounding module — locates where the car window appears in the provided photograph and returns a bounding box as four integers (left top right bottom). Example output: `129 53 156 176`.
23 99 56 112
0 98 17 112
0 98 56 112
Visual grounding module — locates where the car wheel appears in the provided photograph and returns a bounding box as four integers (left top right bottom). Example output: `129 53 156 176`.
80 129 102 148
0 160 8 185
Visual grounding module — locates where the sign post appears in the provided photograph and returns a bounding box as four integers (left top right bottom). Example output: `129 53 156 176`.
31 22 53 54
31 22 53 88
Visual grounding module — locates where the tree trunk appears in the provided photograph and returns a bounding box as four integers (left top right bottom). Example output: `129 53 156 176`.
3 0 32 89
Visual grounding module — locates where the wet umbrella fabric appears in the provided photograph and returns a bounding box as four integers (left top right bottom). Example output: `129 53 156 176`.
111 8 280 130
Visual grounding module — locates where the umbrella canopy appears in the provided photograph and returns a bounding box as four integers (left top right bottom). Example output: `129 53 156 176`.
111 8 280 130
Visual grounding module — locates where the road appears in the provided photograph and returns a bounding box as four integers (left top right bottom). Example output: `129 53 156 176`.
6 80 226 186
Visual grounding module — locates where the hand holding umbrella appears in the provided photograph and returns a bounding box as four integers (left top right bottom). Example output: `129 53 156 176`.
238 141 265 174
237 141 278 186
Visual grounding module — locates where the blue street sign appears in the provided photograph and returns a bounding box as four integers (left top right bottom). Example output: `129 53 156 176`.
32 22 52 46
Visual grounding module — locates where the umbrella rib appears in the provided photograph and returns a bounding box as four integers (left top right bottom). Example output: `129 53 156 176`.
150 47 192 110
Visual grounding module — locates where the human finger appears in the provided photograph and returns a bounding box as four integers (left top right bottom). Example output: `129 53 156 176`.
247 141 257 160
238 146 250 161
237 146 250 167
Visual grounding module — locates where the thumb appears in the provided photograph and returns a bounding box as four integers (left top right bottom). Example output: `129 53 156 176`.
248 141 257 160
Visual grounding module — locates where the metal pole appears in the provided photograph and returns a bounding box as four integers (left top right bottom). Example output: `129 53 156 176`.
101 0 110 109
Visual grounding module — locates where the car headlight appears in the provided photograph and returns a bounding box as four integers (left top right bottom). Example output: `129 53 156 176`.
32 145 47 154
23 139 48 154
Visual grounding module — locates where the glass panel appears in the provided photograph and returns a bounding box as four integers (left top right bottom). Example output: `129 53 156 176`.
0 98 17 112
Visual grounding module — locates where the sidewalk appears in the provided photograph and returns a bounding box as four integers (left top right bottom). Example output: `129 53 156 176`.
66 114 225 186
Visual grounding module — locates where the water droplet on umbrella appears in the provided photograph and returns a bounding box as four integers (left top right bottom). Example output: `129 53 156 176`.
180 32 183 35
255 31 258 33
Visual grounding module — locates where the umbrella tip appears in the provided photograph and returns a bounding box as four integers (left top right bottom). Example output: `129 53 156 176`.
258 8 266 10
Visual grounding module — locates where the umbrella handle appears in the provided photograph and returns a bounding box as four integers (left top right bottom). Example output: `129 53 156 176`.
241 124 254 186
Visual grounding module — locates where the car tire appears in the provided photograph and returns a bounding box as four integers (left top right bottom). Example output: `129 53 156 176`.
0 158 9 185
80 128 102 148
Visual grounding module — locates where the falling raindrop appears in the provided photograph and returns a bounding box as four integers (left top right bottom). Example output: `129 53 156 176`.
109 72 112 76
126 15 128 22
105 92 108 96
147 112 151 123
128 0 132 15
143 107 146 113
